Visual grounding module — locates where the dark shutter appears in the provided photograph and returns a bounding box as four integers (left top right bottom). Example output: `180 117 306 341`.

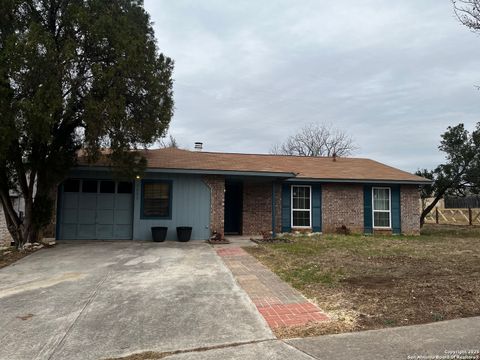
281 183 291 232
312 184 322 232
391 185 401 234
364 185 373 234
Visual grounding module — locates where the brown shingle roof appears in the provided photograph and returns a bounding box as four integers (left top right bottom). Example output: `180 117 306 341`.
78 147 429 183
107 148 427 183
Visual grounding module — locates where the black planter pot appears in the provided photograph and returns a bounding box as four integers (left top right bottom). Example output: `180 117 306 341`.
151 227 168 242
176 227 192 242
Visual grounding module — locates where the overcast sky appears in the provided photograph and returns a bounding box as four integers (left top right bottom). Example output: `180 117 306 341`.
144 0 480 172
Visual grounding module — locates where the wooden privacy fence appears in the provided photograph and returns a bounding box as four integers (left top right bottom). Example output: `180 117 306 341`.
425 208 480 226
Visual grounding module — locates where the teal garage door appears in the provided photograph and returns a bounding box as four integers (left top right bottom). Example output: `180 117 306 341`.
59 179 133 240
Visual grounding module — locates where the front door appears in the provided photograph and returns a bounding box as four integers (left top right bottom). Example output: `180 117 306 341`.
224 181 243 234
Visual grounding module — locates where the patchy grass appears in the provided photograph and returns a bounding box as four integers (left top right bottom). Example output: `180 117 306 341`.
245 224 480 338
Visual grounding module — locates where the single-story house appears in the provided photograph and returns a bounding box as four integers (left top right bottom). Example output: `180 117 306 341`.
55 147 430 241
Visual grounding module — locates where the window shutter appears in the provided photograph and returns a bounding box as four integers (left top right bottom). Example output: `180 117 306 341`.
281 184 291 232
312 184 322 232
364 185 373 234
391 185 401 234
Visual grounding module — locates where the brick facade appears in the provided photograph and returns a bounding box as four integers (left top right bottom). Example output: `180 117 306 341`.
203 175 225 238
203 177 421 238
242 181 281 236
400 185 421 235
321 183 364 233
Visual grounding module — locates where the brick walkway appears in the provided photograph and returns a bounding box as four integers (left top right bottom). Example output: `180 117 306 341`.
216 247 329 329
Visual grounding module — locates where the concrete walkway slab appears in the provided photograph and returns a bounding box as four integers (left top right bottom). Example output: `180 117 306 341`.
0 241 273 360
286 317 480 360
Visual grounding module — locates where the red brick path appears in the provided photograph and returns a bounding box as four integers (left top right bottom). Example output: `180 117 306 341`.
256 303 329 328
216 247 329 329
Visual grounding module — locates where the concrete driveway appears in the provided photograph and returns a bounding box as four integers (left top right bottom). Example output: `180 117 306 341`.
0 241 275 360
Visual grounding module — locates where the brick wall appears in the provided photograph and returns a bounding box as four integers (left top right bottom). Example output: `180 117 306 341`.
203 175 225 238
201 178 420 238
322 183 364 233
0 206 12 247
242 181 281 236
401 185 421 235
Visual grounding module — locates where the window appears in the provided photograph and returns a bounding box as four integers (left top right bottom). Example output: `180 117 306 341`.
117 181 133 194
373 187 391 228
291 185 311 228
142 181 171 218
63 179 80 192
82 180 98 193
100 181 115 193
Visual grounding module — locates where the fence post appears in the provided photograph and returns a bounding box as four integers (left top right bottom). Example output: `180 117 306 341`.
469 207 472 226
435 208 439 224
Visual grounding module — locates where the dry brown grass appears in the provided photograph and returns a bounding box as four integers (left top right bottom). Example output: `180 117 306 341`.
245 224 480 338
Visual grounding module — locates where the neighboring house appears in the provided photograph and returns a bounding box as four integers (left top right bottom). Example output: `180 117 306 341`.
54 147 430 241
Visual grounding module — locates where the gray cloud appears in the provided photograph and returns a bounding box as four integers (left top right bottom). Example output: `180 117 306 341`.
145 0 480 172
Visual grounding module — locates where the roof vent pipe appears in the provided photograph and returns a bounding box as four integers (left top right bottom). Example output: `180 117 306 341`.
194 142 203 151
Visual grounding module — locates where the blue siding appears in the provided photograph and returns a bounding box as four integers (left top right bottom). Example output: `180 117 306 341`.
364 185 373 234
391 185 401 234
312 184 322 232
133 173 211 241
281 184 291 232
59 170 211 241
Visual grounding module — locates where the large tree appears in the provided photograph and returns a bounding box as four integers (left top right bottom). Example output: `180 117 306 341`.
453 0 480 30
270 123 357 157
0 0 174 249
416 123 480 226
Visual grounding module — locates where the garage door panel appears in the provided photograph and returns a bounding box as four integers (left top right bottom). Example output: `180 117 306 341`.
114 209 132 225
79 209 96 224
96 225 114 239
79 194 97 209
59 180 132 240
115 225 132 239
62 209 78 224
77 225 96 239
115 195 132 210
63 194 79 209
97 195 115 209
97 209 114 224
61 224 77 239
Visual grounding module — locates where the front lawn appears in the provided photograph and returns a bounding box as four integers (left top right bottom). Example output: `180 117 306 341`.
245 225 480 338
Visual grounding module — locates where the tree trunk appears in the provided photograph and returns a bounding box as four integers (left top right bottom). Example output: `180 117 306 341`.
0 172 58 249
420 193 444 227
0 189 25 249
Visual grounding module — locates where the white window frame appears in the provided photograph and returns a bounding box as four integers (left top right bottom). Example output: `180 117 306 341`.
291 185 312 228
372 187 391 229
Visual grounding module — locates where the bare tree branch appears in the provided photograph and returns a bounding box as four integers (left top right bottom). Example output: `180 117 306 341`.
453 0 480 31
270 123 357 157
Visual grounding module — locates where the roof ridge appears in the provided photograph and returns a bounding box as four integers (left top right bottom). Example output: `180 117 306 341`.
147 147 368 160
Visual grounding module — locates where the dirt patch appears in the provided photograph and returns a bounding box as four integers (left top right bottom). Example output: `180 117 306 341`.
245 224 480 337
342 275 397 289
0 247 40 269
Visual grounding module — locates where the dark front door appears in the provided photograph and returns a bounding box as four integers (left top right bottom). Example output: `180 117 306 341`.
224 181 243 234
